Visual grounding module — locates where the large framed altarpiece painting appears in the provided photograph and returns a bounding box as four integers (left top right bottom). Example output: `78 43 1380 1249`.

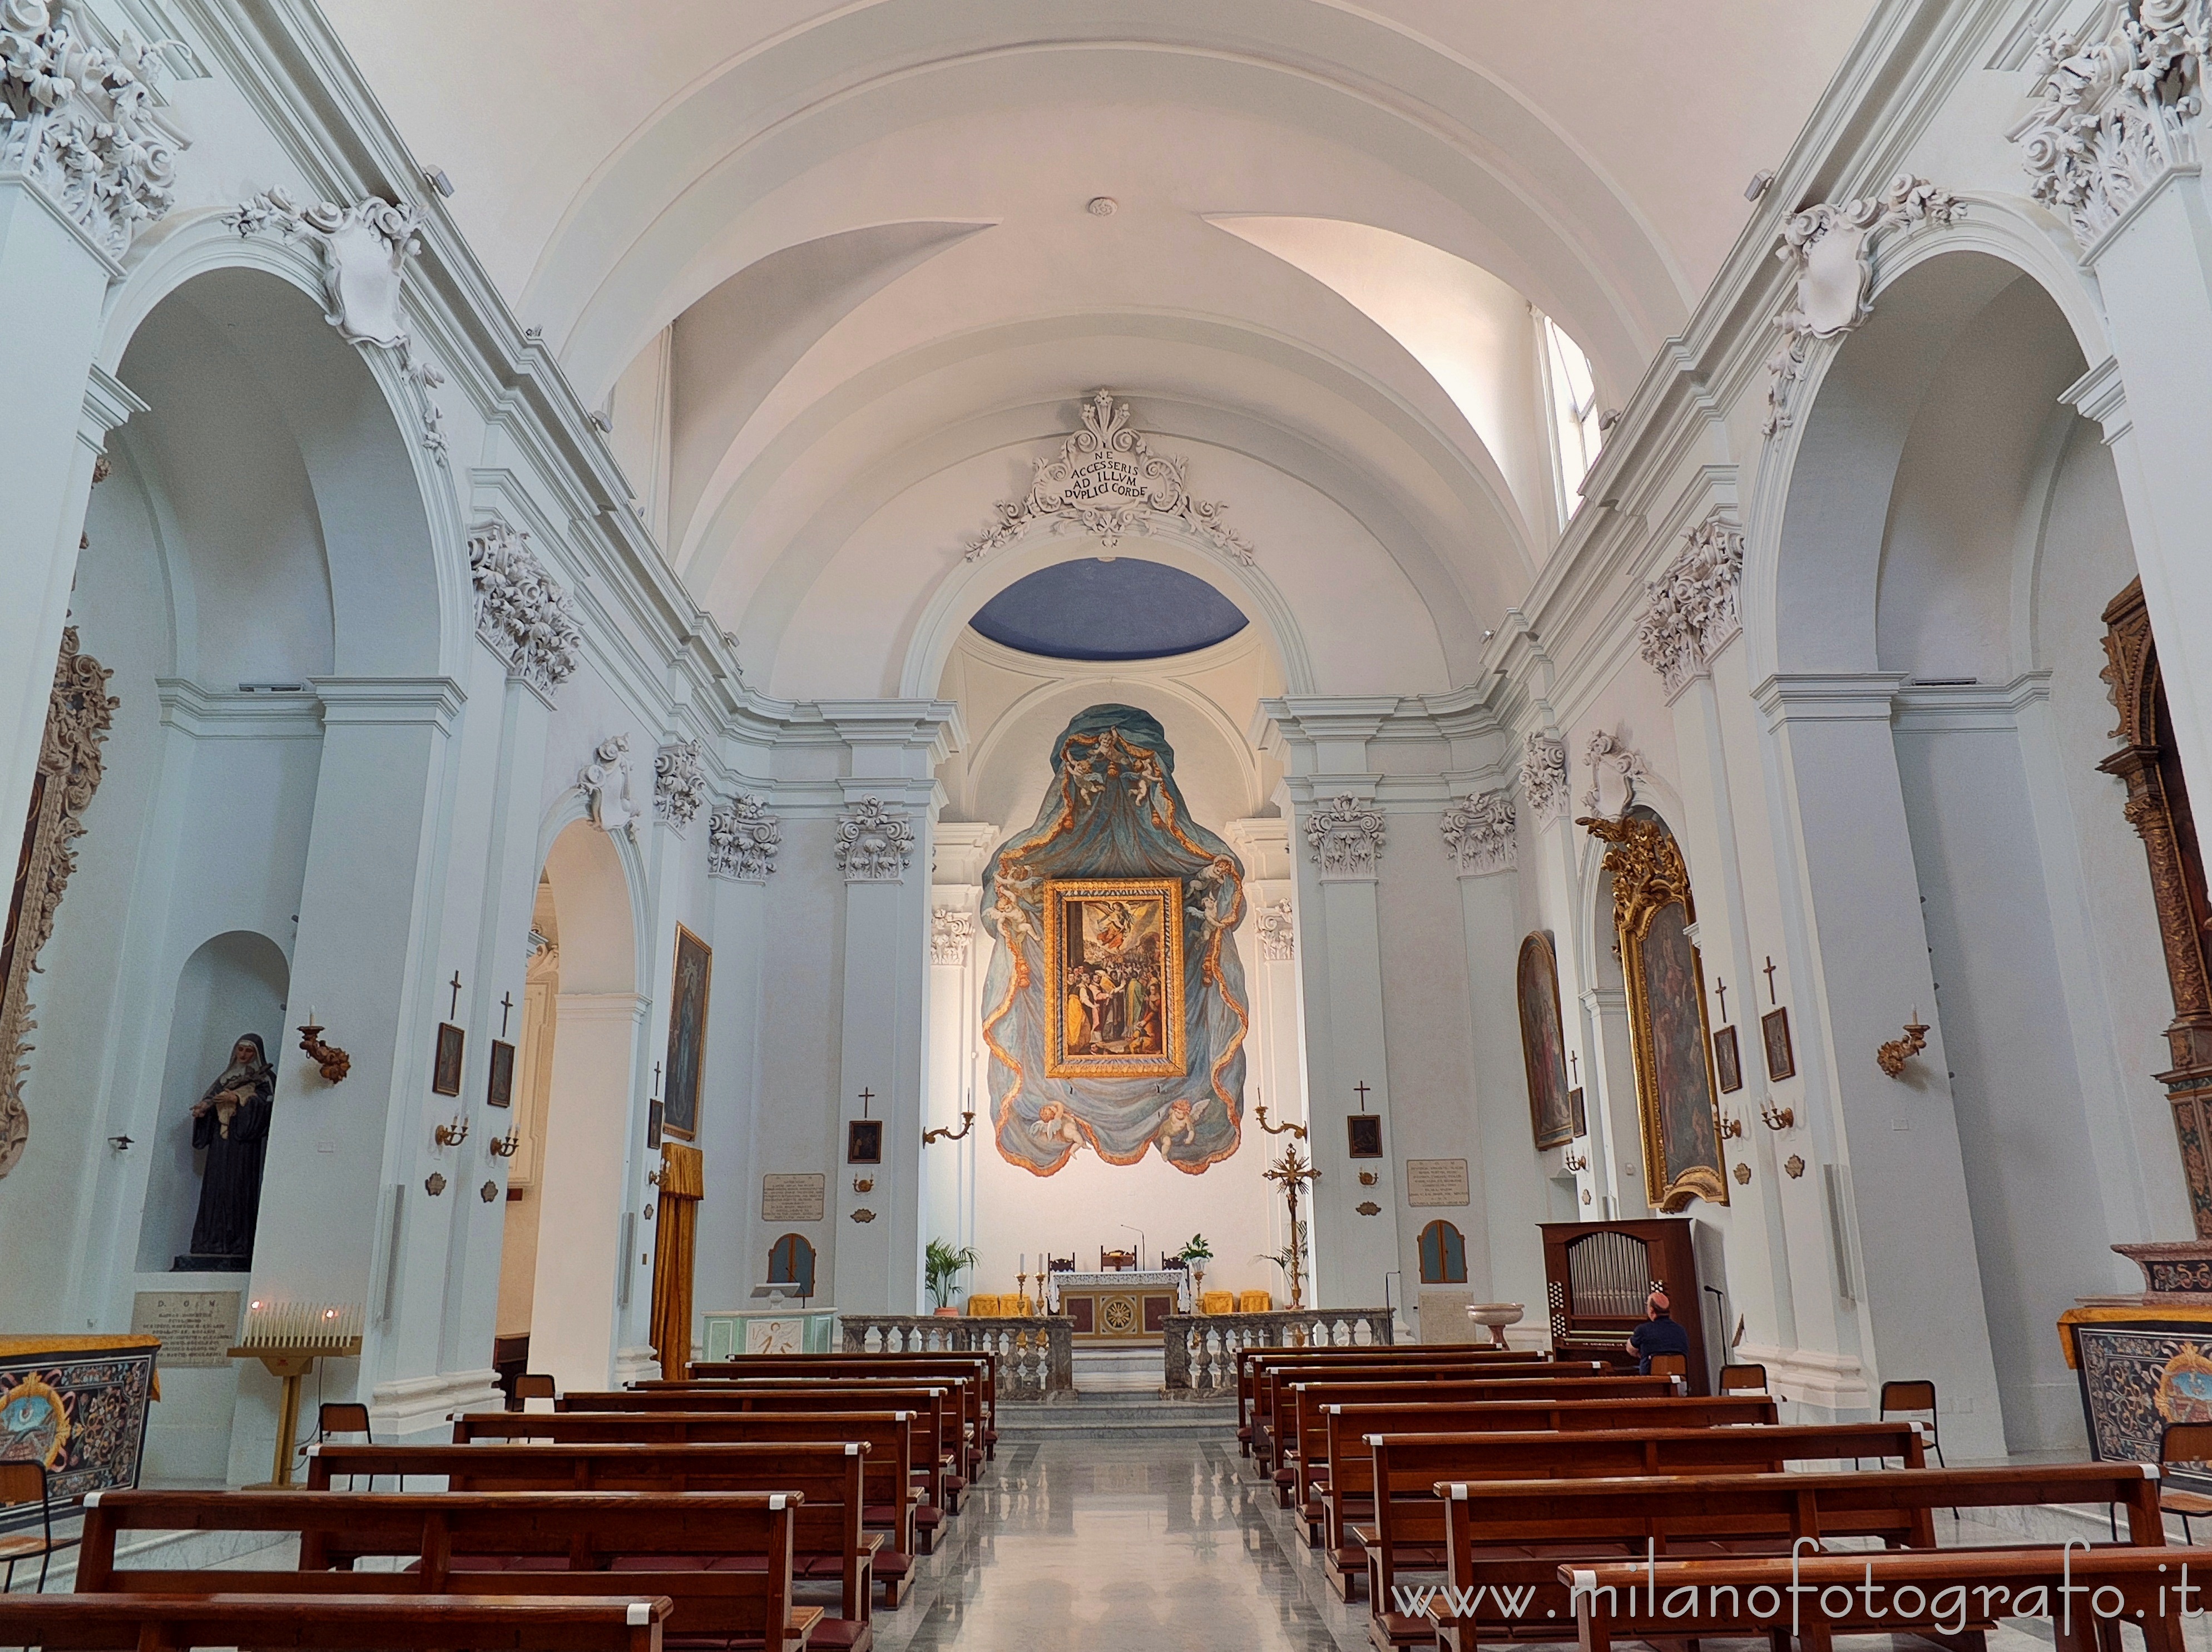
1583 811 1729 1211
1516 932 1575 1150
1043 878 1185 1080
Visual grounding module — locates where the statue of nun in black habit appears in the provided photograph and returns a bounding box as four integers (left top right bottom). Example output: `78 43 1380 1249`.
184 1032 276 1265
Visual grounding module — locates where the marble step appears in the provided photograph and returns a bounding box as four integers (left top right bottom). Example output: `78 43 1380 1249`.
996 1392 1237 1439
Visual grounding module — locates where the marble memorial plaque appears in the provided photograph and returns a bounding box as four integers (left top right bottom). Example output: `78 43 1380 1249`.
760 1173 826 1223
129 1290 241 1368
1406 1158 1472 1208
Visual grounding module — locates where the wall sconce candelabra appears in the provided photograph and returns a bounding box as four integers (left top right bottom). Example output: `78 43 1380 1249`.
1719 1115 1744 1139
1876 1015 1930 1079
434 1114 469 1149
298 1005 350 1083
1759 1096 1795 1131
923 1109 975 1145
486 1126 519 1158
1254 1092 1307 1140
1561 1140 1589 1172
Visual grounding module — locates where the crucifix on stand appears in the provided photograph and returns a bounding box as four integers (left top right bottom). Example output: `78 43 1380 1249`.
1263 1142 1320 1318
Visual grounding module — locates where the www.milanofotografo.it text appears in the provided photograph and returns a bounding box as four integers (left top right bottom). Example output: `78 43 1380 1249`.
1391 1542 2200 1635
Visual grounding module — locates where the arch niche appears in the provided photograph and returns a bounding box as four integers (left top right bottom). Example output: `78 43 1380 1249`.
498 816 645 1392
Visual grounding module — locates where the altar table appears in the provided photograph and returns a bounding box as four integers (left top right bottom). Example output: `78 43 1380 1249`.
1045 1271 1192 1345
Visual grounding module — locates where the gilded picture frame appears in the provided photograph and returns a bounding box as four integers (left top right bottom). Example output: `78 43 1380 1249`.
1585 813 1730 1211
1515 932 1575 1150
1041 877 1185 1080
662 924 712 1141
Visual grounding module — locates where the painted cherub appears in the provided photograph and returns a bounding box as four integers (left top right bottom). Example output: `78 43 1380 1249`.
1154 1097 1197 1151
1032 1100 1087 1151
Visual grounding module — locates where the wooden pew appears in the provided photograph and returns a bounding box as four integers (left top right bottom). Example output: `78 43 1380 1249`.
680 1355 998 1460
0 1593 675 1651
76 1488 818 1651
1242 1349 1569 1462
307 1441 877 1648
1408 1464 2166 1652
639 1374 987 1491
1342 1418 1911 1605
1278 1374 1682 1510
1564 1544 2212 1652
454 1409 919 1605
1236 1347 1550 1453
558 1386 959 1537
1254 1360 1607 1481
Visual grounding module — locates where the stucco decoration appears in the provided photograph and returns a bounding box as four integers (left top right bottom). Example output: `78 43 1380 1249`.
966 388 1258 565
981 705 1251 1176
1522 733 1570 823
1 627 116 1179
1306 794 1385 881
707 794 780 883
1582 730 1651 820
931 907 975 966
222 186 447 457
1257 899 1295 962
0 2 185 262
654 738 709 831
468 520 581 695
1764 175 1964 436
1442 789 1517 877
834 796 914 882
580 735 641 840
1636 512 1745 695
2011 0 2209 249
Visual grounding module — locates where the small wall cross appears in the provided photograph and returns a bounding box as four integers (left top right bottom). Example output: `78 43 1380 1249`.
1713 977 1729 1022
447 971 463 1019
858 1087 875 1118
1352 1080 1371 1112
498 991 515 1037
1763 956 1779 1005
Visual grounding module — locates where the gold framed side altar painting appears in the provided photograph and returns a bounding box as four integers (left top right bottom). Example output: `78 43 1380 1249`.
1042 878 1185 1080
1587 813 1729 1211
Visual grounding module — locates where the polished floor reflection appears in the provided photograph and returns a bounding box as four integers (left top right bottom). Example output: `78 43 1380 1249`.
882 1438 1353 1652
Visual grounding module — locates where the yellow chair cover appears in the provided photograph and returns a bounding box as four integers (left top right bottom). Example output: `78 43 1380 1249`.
1238 1290 1273 1313
1201 1290 1236 1316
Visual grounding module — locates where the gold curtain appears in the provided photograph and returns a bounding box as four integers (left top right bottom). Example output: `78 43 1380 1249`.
649 1141 705 1378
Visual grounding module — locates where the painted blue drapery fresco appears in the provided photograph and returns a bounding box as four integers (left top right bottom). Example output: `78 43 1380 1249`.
981 705 1249 1174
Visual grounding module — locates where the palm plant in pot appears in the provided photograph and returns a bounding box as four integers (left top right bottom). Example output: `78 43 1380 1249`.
1177 1233 1214 1296
924 1237 979 1317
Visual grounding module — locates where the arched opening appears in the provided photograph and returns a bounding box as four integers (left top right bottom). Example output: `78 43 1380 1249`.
1776 251 2175 1449
135 932 291 1273
1418 1219 1468 1284
766 1233 818 1299
501 818 643 1392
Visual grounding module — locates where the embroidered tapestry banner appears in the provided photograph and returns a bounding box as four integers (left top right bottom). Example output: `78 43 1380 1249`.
982 705 1249 1175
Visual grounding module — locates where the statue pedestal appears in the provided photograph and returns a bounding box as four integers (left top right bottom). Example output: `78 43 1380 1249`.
172 1253 250 1272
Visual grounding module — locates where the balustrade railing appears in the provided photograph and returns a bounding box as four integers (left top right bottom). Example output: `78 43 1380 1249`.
1161 1308 1395 1394
839 1314 1074 1399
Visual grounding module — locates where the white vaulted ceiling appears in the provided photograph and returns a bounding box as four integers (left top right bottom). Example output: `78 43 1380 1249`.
321 0 1876 697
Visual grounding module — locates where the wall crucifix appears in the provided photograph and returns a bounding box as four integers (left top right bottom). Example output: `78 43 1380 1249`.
1762 956 1779 1006
498 991 514 1037
447 971 463 1018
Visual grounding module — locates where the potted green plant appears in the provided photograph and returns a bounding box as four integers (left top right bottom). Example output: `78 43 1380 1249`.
924 1237 979 1317
1177 1233 1213 1296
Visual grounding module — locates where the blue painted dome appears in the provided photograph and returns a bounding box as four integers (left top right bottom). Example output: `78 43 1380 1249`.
968 557 1248 662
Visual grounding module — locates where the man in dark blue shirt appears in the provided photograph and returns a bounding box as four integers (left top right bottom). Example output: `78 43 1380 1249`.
1628 1290 1691 1375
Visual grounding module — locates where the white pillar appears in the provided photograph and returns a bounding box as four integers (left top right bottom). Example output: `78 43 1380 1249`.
692 836 772 1332
0 34 181 846
1756 673 2003 1446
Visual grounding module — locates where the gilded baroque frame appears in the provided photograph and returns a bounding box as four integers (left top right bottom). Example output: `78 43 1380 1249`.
1041 877 1186 1080
1584 813 1730 1211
